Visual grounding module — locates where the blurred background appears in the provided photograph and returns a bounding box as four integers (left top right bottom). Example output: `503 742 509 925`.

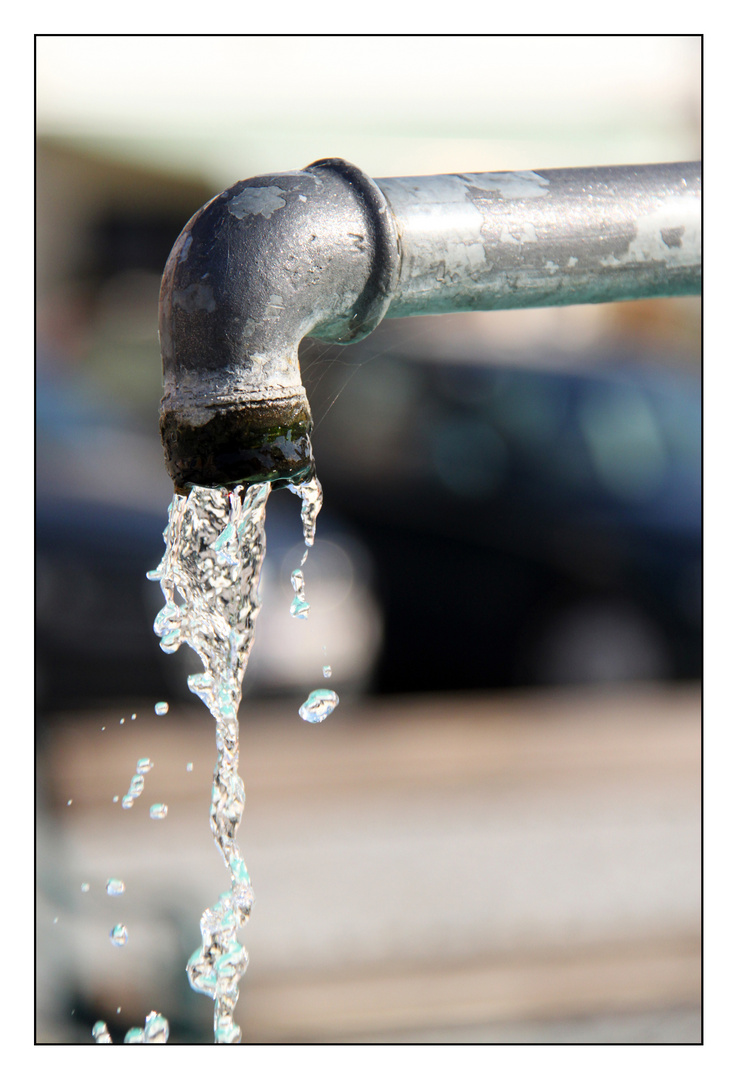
36 35 701 1045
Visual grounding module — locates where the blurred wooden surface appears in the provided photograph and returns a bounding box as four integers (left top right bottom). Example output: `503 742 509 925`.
37 682 701 1043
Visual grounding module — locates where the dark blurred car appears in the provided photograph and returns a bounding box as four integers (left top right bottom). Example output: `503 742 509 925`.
303 343 702 693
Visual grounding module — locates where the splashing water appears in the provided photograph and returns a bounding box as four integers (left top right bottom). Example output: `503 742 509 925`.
93 1011 170 1045
143 1010 170 1043
120 770 146 811
92 1020 112 1044
147 476 323 1043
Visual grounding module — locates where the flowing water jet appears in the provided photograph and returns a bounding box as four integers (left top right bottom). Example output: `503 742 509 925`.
147 475 323 1043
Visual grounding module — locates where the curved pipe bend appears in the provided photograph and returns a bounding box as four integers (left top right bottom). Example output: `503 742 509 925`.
160 158 700 492
159 158 400 492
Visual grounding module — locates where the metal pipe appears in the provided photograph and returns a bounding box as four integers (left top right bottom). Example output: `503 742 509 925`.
379 163 701 317
159 158 701 492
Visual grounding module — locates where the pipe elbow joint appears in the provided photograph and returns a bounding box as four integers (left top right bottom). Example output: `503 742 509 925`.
159 158 400 491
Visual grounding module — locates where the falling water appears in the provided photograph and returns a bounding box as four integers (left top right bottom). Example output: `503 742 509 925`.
146 475 323 1043
299 688 339 723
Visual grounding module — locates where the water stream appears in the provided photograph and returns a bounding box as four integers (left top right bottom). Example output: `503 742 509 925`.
144 475 324 1043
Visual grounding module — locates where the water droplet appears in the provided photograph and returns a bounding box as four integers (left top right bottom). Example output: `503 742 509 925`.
121 794 134 809
128 775 145 798
289 564 311 618
92 1020 112 1044
132 713 137 720
106 878 125 896
150 803 168 820
110 924 128 947
53 916 59 924
112 795 119 803
290 475 323 547
186 762 193 772
298 688 339 723
136 757 153 774
124 1027 145 1043
120 718 125 725
154 701 169 715
67 799 73 806
144 1011 169 1044
81 883 90 893
322 665 332 678
116 1006 121 1014
290 595 310 619
101 726 106 731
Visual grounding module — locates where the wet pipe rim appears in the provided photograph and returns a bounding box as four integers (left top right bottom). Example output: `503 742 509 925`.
160 401 315 495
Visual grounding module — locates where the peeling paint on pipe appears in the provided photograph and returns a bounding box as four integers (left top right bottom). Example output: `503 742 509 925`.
378 163 701 317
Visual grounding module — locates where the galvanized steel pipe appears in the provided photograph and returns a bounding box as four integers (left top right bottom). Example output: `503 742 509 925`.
159 158 701 491
379 162 701 317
